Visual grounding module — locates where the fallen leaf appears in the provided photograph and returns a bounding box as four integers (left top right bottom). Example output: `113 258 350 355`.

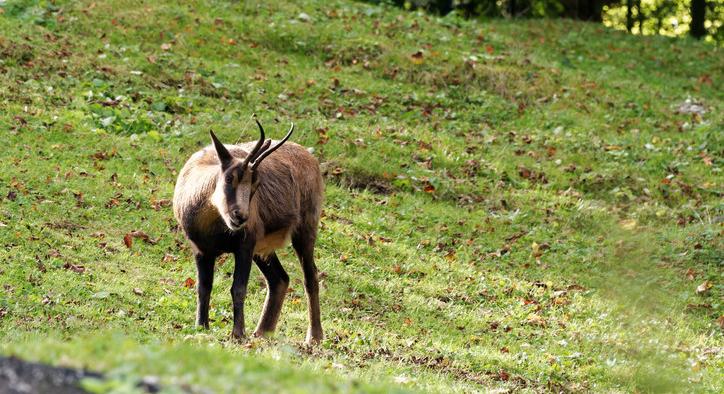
183 277 196 289
63 263 85 273
409 50 424 65
133 288 144 296
123 233 133 248
162 253 177 263
685 268 697 280
699 153 713 166
151 199 172 211
526 313 546 326
497 370 509 381
123 230 159 248
696 280 712 295
444 250 456 262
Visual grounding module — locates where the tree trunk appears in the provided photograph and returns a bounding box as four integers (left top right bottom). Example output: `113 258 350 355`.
690 0 707 39
433 0 454 16
626 0 634 32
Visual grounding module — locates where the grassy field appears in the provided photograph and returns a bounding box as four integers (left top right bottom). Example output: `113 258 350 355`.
0 0 721 392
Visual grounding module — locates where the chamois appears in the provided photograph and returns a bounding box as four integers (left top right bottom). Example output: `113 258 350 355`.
172 120 324 344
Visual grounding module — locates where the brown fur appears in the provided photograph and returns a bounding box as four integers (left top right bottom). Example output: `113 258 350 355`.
172 133 324 343
174 142 322 252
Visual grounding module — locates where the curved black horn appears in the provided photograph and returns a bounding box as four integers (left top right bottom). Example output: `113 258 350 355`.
242 119 266 166
251 122 294 171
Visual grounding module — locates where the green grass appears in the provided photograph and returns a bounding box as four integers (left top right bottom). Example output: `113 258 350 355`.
0 0 721 392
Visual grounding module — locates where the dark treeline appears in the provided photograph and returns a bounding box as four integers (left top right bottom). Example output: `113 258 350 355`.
371 0 722 42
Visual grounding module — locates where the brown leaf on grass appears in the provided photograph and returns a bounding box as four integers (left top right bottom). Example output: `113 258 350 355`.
517 165 547 184
63 263 85 273
133 288 144 296
183 277 196 289
161 253 177 263
698 74 712 85
90 149 117 161
123 233 133 248
105 198 120 208
423 183 435 193
150 198 172 211
526 314 546 327
505 231 527 243
316 127 329 145
123 230 159 248
696 280 712 295
444 250 456 262
717 315 724 329
699 153 713 166
409 50 424 65
685 268 697 280
73 191 85 207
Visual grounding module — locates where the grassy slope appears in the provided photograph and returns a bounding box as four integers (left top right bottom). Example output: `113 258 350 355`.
0 0 721 392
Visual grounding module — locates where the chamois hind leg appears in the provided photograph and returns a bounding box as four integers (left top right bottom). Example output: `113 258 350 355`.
292 229 323 344
252 253 290 337
194 253 215 328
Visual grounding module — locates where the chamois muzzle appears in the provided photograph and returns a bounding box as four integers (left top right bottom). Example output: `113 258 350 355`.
229 209 247 228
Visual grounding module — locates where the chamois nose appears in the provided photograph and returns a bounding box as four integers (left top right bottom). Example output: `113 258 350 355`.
230 209 246 225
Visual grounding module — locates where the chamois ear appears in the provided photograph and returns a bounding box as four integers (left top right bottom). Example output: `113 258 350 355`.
209 130 232 166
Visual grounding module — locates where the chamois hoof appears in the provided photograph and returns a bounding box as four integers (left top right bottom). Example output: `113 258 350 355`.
304 332 323 346
230 330 247 343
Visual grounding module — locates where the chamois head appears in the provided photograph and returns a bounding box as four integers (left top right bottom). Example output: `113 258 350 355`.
209 120 294 231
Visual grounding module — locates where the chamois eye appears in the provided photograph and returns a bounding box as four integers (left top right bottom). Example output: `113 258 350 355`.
225 174 233 184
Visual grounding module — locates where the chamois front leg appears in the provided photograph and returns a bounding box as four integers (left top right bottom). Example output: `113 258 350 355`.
195 253 215 328
231 247 253 340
